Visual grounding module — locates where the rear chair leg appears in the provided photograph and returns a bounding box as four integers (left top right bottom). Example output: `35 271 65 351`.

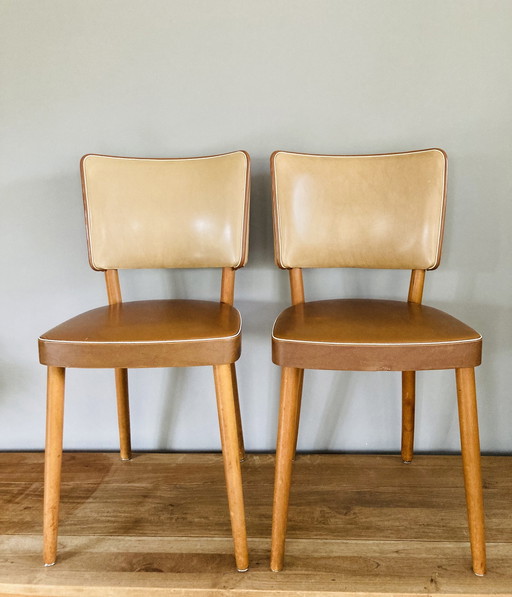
230 363 246 462
455 367 486 576
291 369 304 461
401 370 416 463
43 366 66 566
115 368 132 461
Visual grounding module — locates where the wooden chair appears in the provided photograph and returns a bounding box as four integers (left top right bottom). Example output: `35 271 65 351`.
38 151 251 571
269 149 486 575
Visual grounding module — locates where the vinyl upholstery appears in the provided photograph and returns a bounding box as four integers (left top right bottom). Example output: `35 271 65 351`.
272 149 447 270
81 151 250 271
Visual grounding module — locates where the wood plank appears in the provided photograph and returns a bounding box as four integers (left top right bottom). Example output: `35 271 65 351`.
0 453 511 596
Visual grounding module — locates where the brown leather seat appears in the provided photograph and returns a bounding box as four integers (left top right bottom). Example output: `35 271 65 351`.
269 149 486 576
38 151 251 572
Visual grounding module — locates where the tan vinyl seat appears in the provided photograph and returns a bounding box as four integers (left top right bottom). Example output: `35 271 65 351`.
269 149 486 576
38 151 251 572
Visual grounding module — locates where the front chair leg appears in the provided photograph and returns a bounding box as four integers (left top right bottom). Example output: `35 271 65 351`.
114 368 132 461
43 366 66 566
455 367 486 576
270 366 303 572
401 370 416 463
213 364 249 572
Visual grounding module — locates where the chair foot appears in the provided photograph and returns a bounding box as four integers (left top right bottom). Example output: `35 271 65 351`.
44 561 56 567
120 457 132 462
402 460 412 464
474 571 485 577
237 567 249 573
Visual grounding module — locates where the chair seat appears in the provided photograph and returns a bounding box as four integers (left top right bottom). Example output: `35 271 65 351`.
39 300 241 368
272 299 481 371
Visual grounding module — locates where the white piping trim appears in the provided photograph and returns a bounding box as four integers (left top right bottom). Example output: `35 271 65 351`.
271 332 481 347
40 319 242 345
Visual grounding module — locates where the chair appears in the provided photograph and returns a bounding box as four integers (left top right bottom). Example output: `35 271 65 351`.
38 151 251 571
269 149 486 575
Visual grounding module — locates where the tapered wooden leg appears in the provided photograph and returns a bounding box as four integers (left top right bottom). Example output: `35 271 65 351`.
43 366 65 566
271 367 302 572
291 369 304 461
115 368 131 461
213 364 249 572
230 363 246 462
455 367 486 576
401 371 416 463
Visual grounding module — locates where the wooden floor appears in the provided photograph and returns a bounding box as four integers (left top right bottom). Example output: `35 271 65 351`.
0 453 511 596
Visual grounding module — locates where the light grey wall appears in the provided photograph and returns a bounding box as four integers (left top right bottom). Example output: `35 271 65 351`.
1 0 511 453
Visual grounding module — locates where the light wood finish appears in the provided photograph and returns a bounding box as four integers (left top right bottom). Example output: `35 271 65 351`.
401 370 416 463
271 367 303 572
401 270 425 463
221 266 236 306
456 367 486 576
105 269 122 305
408 268 425 304
220 268 245 461
288 269 305 461
105 270 132 460
43 366 65 566
3 453 511 596
290 369 304 462
114 368 132 461
230 363 245 462
289 268 304 305
213 364 249 571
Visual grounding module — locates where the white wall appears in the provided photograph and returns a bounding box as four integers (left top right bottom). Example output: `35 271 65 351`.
1 0 511 453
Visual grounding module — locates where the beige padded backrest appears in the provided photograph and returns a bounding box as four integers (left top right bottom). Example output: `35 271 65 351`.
272 149 447 270
81 151 250 270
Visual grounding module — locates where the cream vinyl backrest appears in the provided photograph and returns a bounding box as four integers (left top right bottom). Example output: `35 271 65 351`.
81 151 250 271
272 149 447 270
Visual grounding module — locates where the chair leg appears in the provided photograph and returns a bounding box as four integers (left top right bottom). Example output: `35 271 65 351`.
291 369 304 461
270 367 303 572
401 370 416 463
213 364 249 572
230 363 246 462
455 367 486 576
115 368 132 461
43 366 66 566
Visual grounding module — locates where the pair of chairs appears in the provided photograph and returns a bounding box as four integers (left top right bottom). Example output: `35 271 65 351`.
38 149 485 576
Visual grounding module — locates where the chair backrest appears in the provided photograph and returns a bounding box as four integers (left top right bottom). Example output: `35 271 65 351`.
271 149 447 270
80 151 250 271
